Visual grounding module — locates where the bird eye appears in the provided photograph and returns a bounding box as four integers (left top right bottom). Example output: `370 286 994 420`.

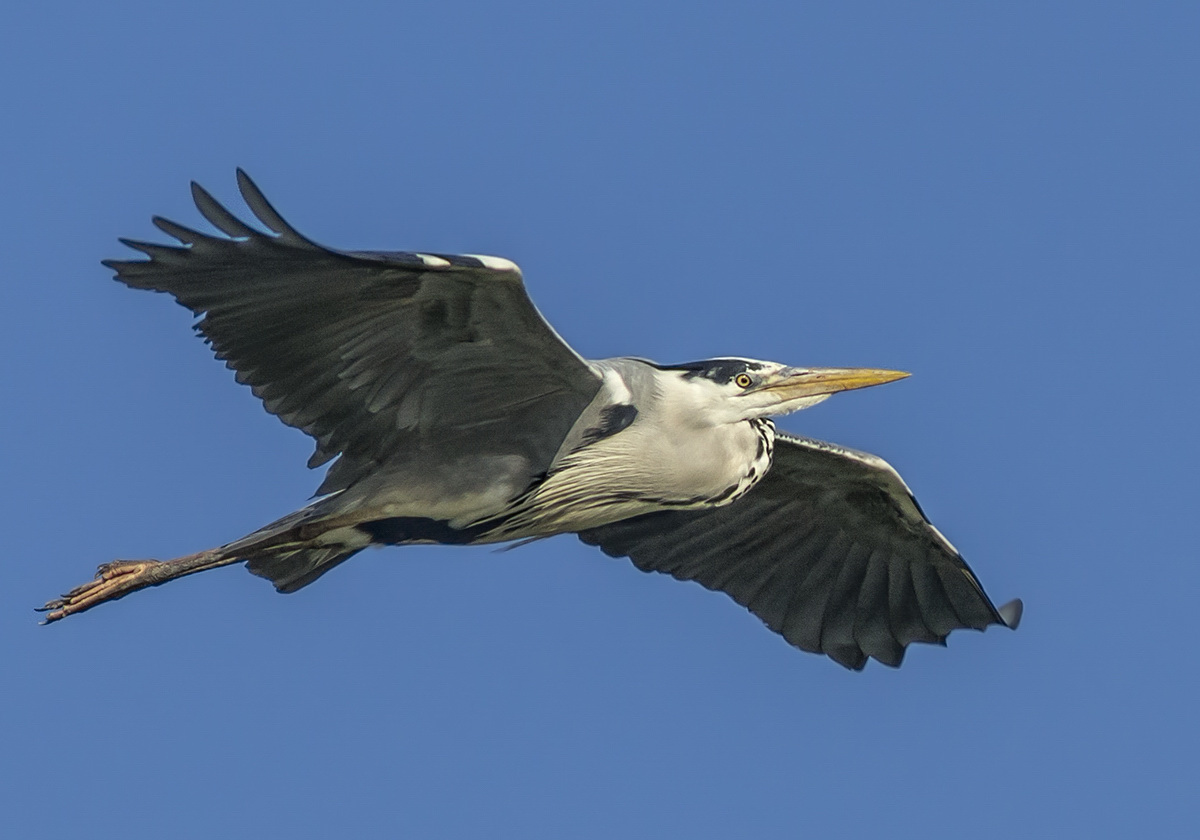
735 373 753 388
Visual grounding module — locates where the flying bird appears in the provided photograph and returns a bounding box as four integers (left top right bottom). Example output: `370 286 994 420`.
41 171 1021 669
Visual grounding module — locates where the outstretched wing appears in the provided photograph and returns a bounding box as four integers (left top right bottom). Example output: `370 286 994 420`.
580 433 1021 670
106 170 602 495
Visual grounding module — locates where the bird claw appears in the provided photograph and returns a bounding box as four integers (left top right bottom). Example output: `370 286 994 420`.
38 559 162 623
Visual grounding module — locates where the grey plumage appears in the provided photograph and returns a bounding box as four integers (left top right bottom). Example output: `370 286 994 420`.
580 434 1013 669
41 171 1021 670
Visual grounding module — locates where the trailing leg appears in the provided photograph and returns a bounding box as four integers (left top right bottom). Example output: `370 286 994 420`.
38 548 241 623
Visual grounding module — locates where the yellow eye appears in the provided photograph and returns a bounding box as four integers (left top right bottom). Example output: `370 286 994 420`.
735 373 753 389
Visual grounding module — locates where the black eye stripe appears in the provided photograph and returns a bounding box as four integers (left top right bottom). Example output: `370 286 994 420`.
660 359 765 385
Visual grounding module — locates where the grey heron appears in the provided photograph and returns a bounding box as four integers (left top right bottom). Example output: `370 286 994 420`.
40 170 1021 670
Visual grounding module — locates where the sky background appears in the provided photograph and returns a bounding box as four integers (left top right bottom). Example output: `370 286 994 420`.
4 2 1198 837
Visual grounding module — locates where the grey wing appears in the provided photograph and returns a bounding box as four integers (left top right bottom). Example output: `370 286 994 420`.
579 433 1021 670
106 170 602 496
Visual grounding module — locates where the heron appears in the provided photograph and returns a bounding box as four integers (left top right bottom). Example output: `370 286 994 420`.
40 170 1021 670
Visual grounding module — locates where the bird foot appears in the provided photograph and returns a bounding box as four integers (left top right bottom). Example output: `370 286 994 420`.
38 547 240 623
38 559 164 623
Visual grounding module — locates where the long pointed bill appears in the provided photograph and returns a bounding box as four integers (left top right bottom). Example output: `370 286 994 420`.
759 367 910 400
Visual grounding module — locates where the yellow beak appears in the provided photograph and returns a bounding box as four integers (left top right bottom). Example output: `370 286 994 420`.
759 367 910 399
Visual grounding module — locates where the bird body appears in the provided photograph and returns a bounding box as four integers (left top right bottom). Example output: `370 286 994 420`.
41 171 1021 670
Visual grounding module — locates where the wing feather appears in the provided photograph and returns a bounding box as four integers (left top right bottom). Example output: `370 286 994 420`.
580 433 1019 669
779 535 846 654
853 550 906 667
106 171 602 496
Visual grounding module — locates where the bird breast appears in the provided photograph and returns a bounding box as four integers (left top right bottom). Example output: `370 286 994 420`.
611 414 775 508
496 412 776 537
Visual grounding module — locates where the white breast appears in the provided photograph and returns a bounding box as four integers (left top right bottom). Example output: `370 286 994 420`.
482 363 778 537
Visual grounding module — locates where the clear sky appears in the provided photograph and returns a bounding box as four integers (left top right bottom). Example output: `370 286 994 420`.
4 2 1197 837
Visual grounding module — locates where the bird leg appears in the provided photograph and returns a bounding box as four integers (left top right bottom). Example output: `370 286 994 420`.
38 548 241 623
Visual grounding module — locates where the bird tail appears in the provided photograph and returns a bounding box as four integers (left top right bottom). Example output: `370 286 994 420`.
245 547 364 593
221 497 371 593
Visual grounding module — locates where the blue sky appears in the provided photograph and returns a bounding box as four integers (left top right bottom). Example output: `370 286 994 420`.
4 2 1197 837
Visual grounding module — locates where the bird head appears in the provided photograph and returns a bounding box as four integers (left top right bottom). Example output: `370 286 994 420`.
664 358 910 424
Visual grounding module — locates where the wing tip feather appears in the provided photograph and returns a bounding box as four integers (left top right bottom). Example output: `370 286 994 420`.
190 180 258 238
151 214 208 245
826 644 868 671
998 598 1023 630
235 168 317 248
